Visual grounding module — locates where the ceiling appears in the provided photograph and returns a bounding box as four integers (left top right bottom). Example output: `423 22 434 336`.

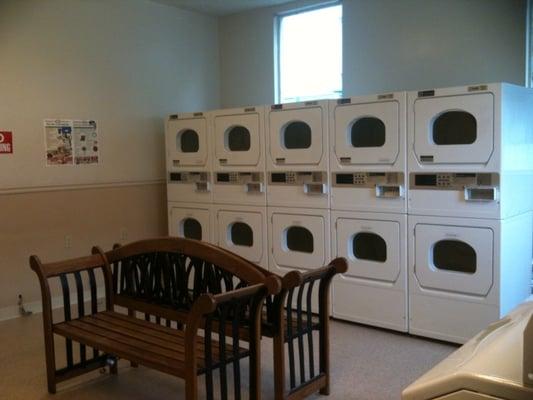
150 0 296 16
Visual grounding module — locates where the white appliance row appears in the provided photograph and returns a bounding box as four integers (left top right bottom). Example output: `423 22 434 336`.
165 83 533 344
168 201 533 343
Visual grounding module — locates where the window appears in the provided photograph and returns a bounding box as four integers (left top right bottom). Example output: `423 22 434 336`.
276 3 342 103
432 240 477 274
352 233 387 262
285 226 314 253
182 218 202 240
230 222 254 247
283 121 312 149
526 0 533 87
432 111 477 145
178 129 199 153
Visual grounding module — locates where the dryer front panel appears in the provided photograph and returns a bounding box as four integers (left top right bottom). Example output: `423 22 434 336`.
334 101 399 165
216 210 263 264
413 93 494 165
336 218 400 283
414 223 493 296
169 207 210 242
167 118 208 167
269 107 324 165
214 113 261 167
271 213 326 270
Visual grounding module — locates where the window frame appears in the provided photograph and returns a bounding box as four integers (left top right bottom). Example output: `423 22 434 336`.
274 1 343 103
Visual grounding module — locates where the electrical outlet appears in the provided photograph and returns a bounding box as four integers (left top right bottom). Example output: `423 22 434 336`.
65 235 72 249
120 228 128 241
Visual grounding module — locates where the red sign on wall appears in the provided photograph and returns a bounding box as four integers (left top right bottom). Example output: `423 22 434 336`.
0 131 13 154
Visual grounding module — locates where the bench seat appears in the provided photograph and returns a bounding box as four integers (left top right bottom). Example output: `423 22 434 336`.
53 311 249 376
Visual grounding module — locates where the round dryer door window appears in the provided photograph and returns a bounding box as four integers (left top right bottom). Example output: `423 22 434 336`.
182 218 202 240
214 113 261 166
335 217 401 283
166 117 207 166
414 223 493 295
333 100 400 165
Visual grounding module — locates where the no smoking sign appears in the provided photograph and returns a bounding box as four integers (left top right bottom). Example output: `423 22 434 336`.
0 131 13 154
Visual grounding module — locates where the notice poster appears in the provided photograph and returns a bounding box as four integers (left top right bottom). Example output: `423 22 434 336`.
44 119 73 165
73 120 99 165
44 119 99 166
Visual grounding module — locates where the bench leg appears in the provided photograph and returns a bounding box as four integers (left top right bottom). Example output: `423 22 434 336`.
127 309 139 368
273 331 286 400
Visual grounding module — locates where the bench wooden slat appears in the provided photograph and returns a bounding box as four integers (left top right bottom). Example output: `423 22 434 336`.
84 314 232 361
53 311 249 374
54 322 186 377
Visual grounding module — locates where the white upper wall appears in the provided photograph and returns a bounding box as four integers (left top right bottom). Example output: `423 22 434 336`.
0 0 220 190
219 0 527 107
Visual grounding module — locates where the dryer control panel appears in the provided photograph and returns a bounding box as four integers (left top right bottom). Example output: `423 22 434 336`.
269 171 328 194
215 171 264 193
410 172 500 201
169 171 211 192
333 172 405 199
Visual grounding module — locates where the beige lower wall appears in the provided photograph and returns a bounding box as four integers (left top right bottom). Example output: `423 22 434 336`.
0 183 167 311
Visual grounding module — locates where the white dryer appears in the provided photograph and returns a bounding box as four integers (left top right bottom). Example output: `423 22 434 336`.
214 204 268 268
166 112 212 204
168 201 214 243
402 300 533 400
266 100 329 209
331 211 407 331
267 206 330 275
408 83 533 219
212 106 266 206
329 92 407 213
408 213 533 343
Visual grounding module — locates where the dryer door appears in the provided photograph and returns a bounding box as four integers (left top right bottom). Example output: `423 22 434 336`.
271 212 326 271
216 210 263 264
334 101 399 165
167 118 208 167
413 93 494 164
336 218 400 282
169 206 210 242
414 223 493 296
268 107 324 165
214 113 261 167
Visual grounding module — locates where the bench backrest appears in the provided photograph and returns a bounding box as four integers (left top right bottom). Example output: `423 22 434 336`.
100 237 270 322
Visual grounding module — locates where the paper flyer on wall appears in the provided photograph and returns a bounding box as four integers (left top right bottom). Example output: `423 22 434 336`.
44 119 99 166
44 119 74 165
73 120 99 165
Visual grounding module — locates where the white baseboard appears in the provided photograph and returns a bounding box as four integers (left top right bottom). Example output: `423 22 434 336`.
0 288 106 322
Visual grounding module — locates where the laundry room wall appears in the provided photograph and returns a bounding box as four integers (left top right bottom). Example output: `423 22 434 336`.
218 0 528 107
0 0 220 317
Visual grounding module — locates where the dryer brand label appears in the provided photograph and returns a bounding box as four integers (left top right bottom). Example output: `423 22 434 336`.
0 131 13 154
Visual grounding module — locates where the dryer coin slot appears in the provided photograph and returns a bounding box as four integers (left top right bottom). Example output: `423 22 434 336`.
464 186 498 202
415 174 437 186
195 182 210 192
375 185 404 199
304 183 327 195
245 182 263 193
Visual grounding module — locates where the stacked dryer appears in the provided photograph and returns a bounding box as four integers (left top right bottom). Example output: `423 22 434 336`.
266 100 331 278
166 111 214 243
211 106 268 268
407 83 533 343
329 92 408 332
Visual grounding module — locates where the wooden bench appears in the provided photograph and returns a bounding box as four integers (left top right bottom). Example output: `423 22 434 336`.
103 238 348 400
30 239 281 399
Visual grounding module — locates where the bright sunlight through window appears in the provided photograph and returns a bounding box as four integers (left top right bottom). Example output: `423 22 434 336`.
277 3 343 103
